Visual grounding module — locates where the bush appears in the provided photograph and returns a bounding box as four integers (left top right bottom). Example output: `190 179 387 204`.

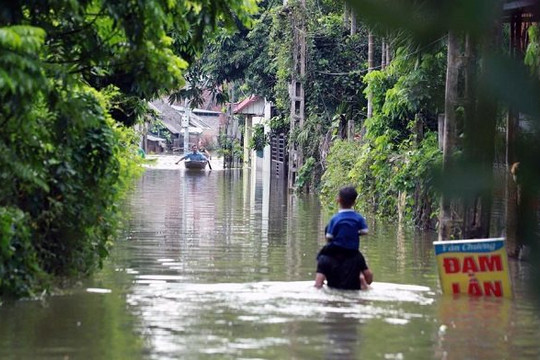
321 132 441 227
0 83 144 296
0 207 47 298
320 140 364 211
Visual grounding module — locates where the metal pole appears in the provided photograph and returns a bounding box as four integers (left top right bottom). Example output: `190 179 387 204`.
243 115 252 168
183 98 190 154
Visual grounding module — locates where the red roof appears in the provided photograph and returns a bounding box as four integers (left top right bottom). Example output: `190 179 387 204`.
233 95 263 114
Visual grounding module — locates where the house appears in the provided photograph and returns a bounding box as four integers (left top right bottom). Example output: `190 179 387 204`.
170 104 217 149
147 98 215 153
146 134 167 154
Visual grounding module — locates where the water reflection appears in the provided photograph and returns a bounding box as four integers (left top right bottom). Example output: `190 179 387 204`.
0 273 144 359
322 311 362 359
125 277 434 358
0 164 540 359
120 167 441 358
434 260 540 360
436 296 513 359
120 167 540 359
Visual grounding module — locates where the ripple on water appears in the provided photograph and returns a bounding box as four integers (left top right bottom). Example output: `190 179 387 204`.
127 279 435 327
116 168 540 360
125 278 436 358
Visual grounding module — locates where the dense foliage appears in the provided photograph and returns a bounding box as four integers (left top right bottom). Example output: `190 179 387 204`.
319 42 446 227
0 0 256 297
184 0 447 225
250 124 269 152
173 0 539 244
185 0 368 148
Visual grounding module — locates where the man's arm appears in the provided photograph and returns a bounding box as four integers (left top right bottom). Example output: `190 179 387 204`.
175 155 187 164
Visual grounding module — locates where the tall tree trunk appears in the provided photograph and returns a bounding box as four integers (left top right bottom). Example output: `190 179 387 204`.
474 42 497 239
347 119 355 140
461 24 499 239
350 10 357 35
462 34 479 238
505 16 522 256
505 109 519 256
413 113 427 228
367 32 374 119
439 31 460 241
381 40 386 69
343 3 350 29
243 115 253 168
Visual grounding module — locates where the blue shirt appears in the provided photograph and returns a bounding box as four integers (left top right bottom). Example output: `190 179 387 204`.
184 152 207 161
325 209 368 250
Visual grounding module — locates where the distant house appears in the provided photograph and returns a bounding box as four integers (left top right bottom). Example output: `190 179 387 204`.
188 89 223 147
146 134 167 154
147 98 217 153
170 104 217 149
234 95 264 115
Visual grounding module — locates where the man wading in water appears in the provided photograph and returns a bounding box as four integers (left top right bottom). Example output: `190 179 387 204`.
314 186 373 290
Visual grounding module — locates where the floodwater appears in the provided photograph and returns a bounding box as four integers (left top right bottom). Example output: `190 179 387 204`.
1 155 540 359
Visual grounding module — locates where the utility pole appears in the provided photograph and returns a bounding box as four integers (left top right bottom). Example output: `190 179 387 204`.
182 98 190 154
287 0 306 190
243 115 252 168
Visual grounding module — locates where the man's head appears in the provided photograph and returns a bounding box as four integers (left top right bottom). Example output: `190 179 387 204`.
338 186 357 208
191 145 198 152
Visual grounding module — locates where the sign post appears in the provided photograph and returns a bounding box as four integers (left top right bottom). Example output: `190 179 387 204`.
433 238 512 298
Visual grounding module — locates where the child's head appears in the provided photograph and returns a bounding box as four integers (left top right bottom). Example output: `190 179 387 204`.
338 186 357 208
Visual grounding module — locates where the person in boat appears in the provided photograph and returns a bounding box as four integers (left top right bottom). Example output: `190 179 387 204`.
314 186 373 290
200 146 211 160
199 146 212 170
175 145 208 164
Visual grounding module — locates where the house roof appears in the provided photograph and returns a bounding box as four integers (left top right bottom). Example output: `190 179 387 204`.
149 98 179 122
147 134 166 142
193 108 221 116
504 0 537 11
147 101 162 114
181 127 203 135
503 0 539 20
149 98 211 135
170 105 212 129
161 121 181 134
233 95 264 115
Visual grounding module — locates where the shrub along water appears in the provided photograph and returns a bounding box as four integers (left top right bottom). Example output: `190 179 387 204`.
0 0 257 298
0 80 145 297
320 48 446 229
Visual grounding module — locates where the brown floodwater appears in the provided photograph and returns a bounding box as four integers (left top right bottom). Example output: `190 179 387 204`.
1 157 539 359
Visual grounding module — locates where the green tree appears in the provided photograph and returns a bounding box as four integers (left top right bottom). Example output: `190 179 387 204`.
320 41 446 228
348 0 540 298
0 0 256 297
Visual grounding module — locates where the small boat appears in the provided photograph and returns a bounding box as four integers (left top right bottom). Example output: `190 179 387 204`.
184 160 208 170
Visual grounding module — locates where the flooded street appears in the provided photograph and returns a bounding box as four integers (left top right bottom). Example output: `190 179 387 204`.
1 157 540 359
